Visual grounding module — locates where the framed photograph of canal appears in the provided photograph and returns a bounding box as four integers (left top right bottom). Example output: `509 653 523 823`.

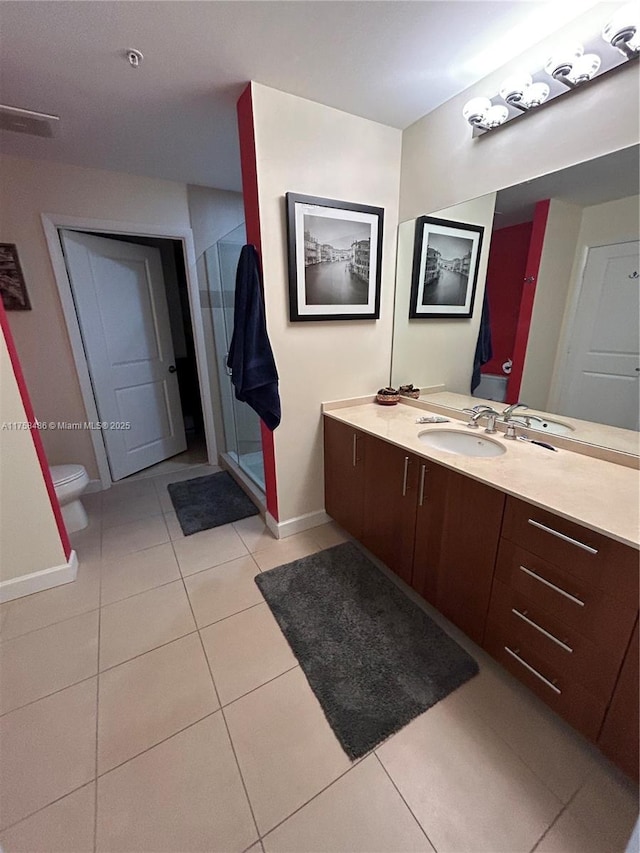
286 193 384 321
409 216 484 319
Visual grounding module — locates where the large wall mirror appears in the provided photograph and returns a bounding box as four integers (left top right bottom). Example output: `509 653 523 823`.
391 144 639 456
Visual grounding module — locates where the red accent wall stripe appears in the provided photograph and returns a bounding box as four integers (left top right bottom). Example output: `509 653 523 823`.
482 220 532 377
237 83 279 521
507 199 551 404
0 300 72 560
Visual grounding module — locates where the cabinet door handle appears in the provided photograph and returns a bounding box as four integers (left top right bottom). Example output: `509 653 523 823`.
519 565 585 607
527 518 598 555
504 647 562 695
402 456 409 496
418 464 427 506
511 608 574 653
352 434 357 467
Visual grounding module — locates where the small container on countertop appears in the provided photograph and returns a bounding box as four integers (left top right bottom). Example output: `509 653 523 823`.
376 386 400 405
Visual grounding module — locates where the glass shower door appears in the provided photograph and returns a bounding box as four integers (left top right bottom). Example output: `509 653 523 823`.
205 224 265 492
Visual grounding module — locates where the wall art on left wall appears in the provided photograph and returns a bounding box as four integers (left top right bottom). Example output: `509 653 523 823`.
0 244 31 310
286 193 384 321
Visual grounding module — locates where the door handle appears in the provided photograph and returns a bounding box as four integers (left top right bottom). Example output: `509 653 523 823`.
168 365 177 374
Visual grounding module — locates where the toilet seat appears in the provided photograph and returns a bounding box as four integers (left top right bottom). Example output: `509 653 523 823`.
51 464 87 487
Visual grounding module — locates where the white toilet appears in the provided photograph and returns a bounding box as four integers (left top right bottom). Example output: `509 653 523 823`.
50 464 90 534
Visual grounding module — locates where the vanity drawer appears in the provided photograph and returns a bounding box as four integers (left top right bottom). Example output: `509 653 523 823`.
486 580 627 702
495 540 638 650
502 498 638 603
483 625 607 741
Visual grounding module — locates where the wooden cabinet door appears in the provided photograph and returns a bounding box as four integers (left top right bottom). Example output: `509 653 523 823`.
324 417 365 540
437 471 506 645
412 460 448 606
598 619 639 782
361 434 418 585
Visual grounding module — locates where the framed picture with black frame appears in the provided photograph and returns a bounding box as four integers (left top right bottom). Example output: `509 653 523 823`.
286 193 384 321
0 243 31 311
409 216 484 319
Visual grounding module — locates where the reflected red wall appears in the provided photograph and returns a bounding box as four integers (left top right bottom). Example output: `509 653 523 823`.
482 220 532 377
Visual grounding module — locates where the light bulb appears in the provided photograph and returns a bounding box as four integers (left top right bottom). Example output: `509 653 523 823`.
499 73 533 104
567 53 601 84
483 105 509 128
462 97 492 125
544 44 583 78
603 3 639 55
520 82 550 108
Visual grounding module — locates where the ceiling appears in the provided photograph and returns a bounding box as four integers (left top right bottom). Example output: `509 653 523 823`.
0 1 607 190
494 145 640 227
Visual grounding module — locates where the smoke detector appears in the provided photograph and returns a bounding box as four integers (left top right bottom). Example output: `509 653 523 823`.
0 104 60 138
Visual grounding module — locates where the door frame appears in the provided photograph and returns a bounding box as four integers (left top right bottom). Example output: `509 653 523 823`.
42 212 218 489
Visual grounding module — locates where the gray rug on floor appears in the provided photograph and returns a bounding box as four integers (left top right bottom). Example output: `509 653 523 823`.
255 541 479 759
167 471 259 535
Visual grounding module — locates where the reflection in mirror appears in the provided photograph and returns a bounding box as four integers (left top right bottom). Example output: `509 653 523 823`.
391 145 639 456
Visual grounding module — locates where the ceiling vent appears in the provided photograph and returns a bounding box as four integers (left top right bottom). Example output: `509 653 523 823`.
0 104 60 138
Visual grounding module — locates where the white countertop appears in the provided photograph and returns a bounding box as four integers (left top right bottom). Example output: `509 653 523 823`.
323 400 640 550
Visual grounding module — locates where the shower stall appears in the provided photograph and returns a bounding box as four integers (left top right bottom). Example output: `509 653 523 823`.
203 223 265 493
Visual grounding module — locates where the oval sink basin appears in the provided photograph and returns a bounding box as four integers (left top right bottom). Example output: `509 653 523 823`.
511 415 574 436
418 429 506 457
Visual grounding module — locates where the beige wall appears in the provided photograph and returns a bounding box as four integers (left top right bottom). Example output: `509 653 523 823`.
0 155 192 478
548 194 640 409
251 83 402 523
187 184 245 259
520 200 583 410
0 332 66 582
391 194 496 393
400 9 639 221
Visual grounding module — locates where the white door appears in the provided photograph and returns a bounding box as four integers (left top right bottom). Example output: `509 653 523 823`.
558 241 639 430
61 231 187 480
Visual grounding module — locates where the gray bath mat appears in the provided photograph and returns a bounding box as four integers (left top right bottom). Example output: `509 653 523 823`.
167 471 259 535
255 541 478 759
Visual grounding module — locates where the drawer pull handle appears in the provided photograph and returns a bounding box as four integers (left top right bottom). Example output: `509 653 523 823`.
352 434 357 467
505 646 562 695
402 456 409 496
527 518 598 555
511 608 574 653
519 565 585 607
418 464 427 506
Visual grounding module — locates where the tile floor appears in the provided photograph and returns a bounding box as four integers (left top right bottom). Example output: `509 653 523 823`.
0 462 637 852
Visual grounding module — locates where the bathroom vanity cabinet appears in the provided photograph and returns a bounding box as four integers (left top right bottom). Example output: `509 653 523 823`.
324 418 506 644
323 412 639 780
323 417 365 540
484 497 638 743
598 619 639 781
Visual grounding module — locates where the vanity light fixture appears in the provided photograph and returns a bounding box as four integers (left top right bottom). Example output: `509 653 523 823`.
602 3 639 58
463 3 638 136
499 74 550 110
462 98 509 129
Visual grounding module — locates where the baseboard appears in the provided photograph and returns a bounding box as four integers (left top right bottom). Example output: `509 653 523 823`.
84 479 103 494
0 550 79 603
265 509 332 540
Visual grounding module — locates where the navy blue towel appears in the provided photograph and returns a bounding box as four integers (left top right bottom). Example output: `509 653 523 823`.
227 245 281 431
471 288 493 393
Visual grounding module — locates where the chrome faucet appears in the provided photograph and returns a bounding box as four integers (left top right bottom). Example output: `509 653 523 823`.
466 406 500 433
501 402 528 420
